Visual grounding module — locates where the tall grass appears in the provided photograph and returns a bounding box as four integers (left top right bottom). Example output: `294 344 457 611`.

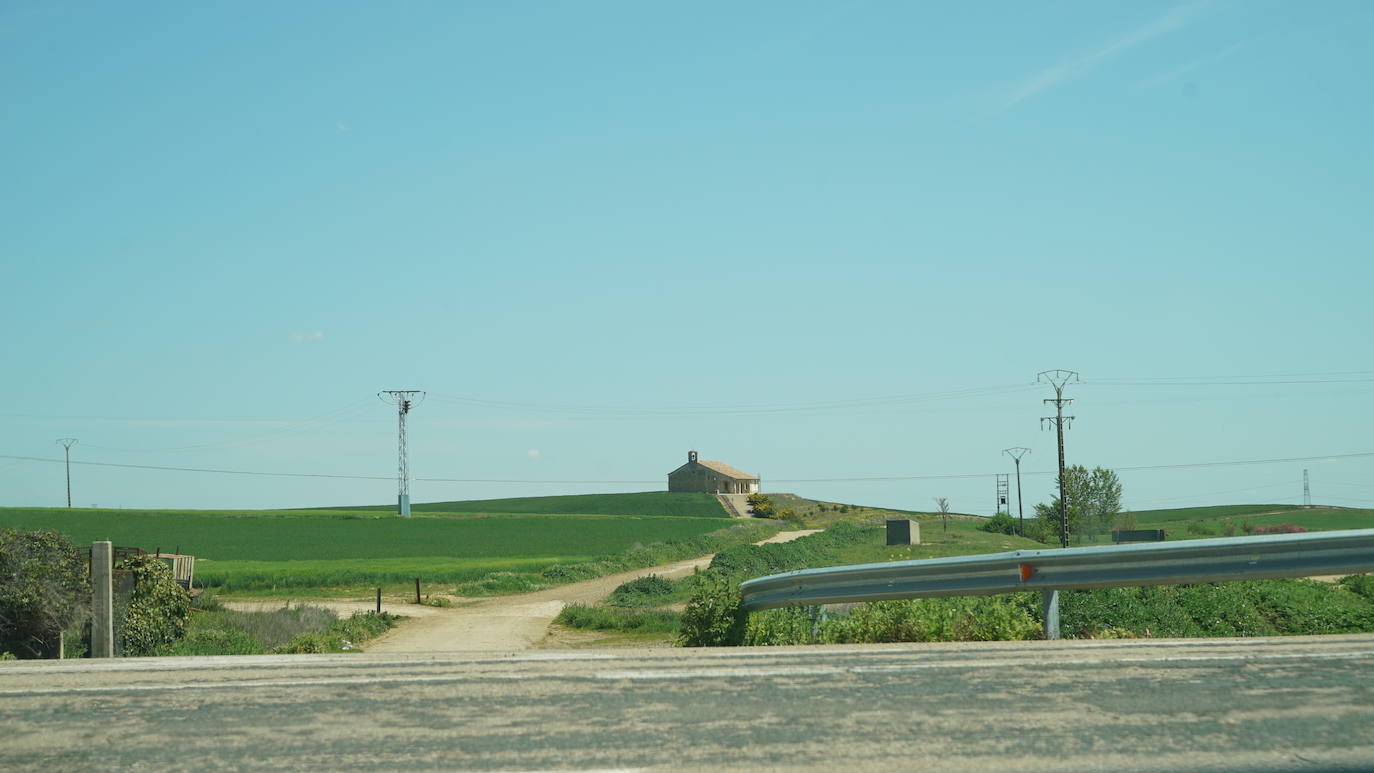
155 601 397 656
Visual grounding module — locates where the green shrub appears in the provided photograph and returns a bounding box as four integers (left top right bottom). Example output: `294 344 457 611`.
1185 521 1214 536
609 574 677 607
557 604 680 633
678 573 747 647
275 632 331 654
117 554 191 656
1059 580 1374 639
1339 574 1374 602
745 596 1041 645
0 529 89 659
979 513 1018 536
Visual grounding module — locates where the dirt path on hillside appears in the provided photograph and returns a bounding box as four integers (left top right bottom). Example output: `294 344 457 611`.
354 529 819 653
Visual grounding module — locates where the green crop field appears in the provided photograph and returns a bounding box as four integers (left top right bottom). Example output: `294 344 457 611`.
0 498 757 593
1131 505 1374 537
1129 504 1304 524
318 491 727 517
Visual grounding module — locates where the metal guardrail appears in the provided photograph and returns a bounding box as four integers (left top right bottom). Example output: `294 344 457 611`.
739 529 1374 639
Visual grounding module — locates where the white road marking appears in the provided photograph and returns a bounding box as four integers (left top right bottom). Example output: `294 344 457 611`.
2 650 1370 697
595 650 1374 680
0 650 617 676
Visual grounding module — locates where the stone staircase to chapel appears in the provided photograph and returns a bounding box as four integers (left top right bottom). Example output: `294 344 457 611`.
716 493 753 519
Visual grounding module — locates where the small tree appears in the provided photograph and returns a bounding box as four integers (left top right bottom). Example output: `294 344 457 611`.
746 493 775 518
935 497 951 533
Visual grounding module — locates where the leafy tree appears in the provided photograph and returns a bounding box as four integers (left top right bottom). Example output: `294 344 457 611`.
1032 465 1124 544
0 529 89 659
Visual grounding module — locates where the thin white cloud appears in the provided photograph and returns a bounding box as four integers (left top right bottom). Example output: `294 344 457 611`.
336 121 351 132
998 3 1206 112
1137 40 1247 89
290 331 325 344
527 449 541 460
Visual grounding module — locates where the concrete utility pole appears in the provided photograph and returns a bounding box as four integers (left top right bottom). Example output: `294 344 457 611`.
1038 370 1078 549
91 541 113 658
1303 469 1311 507
56 438 78 508
379 391 424 517
1003 447 1031 536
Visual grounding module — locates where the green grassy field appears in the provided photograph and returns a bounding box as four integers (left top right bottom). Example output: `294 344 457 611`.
319 491 728 517
0 502 756 593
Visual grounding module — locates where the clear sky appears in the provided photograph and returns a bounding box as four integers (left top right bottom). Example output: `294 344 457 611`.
3 1 1371 515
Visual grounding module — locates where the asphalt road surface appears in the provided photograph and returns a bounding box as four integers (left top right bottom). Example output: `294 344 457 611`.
3 635 1372 772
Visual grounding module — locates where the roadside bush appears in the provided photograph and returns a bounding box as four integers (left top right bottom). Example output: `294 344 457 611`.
1339 574 1374 602
745 596 1041 645
1185 521 1214 536
1059 580 1374 639
0 529 89 659
979 512 1018 536
117 554 191 657
678 573 747 647
608 574 676 607
557 604 680 634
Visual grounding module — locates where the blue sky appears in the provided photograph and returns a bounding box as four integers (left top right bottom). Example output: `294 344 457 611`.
3 1 1371 514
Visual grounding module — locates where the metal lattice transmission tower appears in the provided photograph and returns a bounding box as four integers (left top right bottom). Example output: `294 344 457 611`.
56 438 78 508
1002 447 1031 537
1038 369 1079 549
379 391 424 517
1303 469 1311 507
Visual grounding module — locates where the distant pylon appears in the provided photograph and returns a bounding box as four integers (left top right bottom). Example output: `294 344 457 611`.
379 391 424 516
1003 447 1031 537
1303 469 1311 507
56 438 78 508
1038 369 1079 549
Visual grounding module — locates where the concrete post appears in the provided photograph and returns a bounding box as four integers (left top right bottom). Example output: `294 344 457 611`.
1042 589 1060 641
91 541 114 658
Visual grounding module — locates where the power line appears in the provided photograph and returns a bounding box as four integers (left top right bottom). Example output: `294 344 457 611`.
76 399 376 454
0 450 1369 486
0 455 393 481
425 384 1038 418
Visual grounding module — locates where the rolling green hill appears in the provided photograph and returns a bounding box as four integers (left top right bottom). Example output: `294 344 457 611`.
320 491 728 518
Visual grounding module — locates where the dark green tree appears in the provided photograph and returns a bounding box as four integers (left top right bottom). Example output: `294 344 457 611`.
1032 465 1123 544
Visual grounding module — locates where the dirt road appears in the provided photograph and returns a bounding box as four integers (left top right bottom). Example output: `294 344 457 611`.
230 529 820 653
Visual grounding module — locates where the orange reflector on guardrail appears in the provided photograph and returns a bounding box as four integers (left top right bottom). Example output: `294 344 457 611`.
1019 563 1033 582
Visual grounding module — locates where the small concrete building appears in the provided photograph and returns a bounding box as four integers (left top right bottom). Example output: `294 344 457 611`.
667 451 760 494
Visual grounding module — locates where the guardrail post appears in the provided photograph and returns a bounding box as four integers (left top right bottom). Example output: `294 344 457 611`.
1041 590 1060 641
91 541 114 658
